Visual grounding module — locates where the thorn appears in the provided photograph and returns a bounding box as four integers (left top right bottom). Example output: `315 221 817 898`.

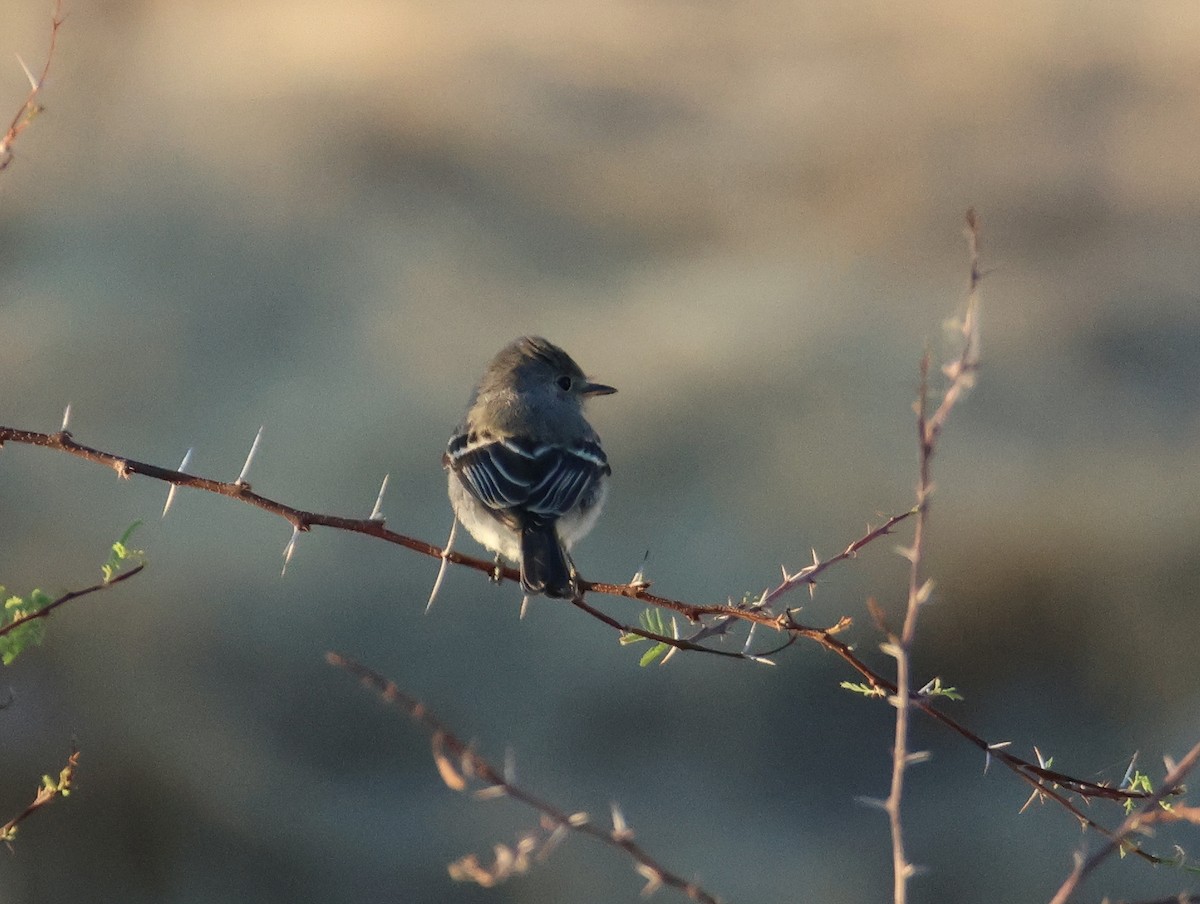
503 746 516 784
610 802 632 841
913 578 935 606
811 547 820 566
747 655 776 666
741 622 757 656
161 447 194 518
459 747 477 781
369 473 389 522
658 645 678 666
16 54 38 91
432 731 467 791
567 811 589 827
515 832 537 864
985 740 1011 775
906 750 932 766
634 862 662 897
1018 788 1042 814
235 425 264 485
60 403 71 432
540 824 569 860
1121 751 1138 789
854 795 889 811
426 519 457 613
519 595 530 620
630 549 650 586
491 843 514 877
281 526 300 576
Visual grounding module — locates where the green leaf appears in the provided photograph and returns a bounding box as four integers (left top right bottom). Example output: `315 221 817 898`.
102 521 144 582
638 607 666 635
841 681 885 698
639 643 669 667
1 591 47 666
1123 771 1155 815
920 677 964 701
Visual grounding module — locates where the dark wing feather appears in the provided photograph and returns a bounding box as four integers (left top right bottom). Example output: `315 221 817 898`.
447 434 609 524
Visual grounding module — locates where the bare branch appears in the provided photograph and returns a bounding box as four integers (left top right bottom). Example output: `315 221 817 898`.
327 653 722 904
0 0 64 173
885 208 983 904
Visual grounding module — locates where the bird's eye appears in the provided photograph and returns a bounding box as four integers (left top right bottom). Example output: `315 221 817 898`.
556 375 573 391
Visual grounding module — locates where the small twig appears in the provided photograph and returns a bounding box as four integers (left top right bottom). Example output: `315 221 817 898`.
572 594 773 662
0 0 64 173
1047 736 1200 904
327 653 722 903
0 564 145 638
1 747 79 845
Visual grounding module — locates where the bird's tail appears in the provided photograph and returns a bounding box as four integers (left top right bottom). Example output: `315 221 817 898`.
520 522 574 598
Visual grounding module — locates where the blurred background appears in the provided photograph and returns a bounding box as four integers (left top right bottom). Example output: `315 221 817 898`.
3 1 1199 902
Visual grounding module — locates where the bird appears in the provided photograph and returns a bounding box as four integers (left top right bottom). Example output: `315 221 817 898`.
444 336 615 599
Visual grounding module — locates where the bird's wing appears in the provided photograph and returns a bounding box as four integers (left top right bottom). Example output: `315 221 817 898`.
446 434 609 521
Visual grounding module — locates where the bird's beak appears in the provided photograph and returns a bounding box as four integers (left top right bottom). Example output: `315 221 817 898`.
583 380 617 397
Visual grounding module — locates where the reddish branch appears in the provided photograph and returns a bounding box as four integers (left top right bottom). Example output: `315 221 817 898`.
328 653 722 903
0 425 1161 811
0 0 64 173
1048 736 1200 904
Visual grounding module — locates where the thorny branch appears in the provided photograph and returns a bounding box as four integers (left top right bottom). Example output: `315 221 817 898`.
327 653 722 903
0 0 64 173
0 422 905 660
0 433 1165 859
0 210 1173 870
1047 736 1200 904
885 208 984 904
